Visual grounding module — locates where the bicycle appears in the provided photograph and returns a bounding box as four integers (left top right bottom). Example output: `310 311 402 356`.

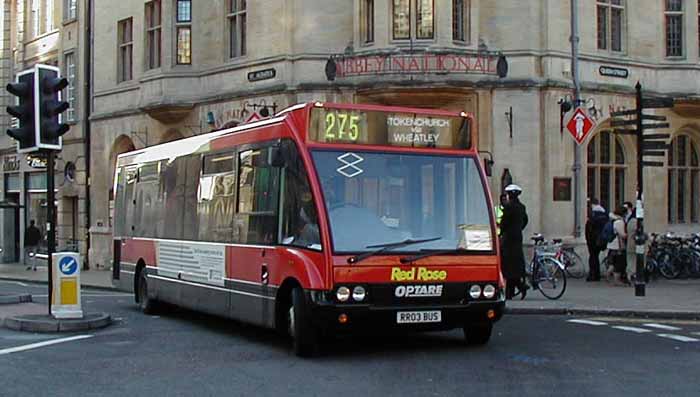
525 234 567 300
552 240 586 279
647 233 700 280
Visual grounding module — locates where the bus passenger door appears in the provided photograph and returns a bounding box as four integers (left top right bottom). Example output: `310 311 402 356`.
229 146 281 327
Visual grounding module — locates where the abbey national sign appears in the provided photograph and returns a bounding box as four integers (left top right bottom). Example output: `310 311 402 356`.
329 53 500 79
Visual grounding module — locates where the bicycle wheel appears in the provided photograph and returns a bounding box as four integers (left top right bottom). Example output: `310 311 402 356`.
657 252 680 279
562 249 586 279
533 257 567 300
644 256 658 282
673 250 696 279
687 251 700 279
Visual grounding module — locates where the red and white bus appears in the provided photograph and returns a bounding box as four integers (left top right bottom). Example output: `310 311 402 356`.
112 102 504 356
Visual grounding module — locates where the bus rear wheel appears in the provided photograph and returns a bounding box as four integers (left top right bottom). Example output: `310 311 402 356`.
137 270 158 315
463 322 493 345
288 287 318 357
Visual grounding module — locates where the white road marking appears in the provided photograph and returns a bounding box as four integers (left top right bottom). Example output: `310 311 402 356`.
0 280 29 287
643 323 682 331
0 335 94 356
657 334 700 343
32 293 130 298
567 319 608 326
612 326 652 334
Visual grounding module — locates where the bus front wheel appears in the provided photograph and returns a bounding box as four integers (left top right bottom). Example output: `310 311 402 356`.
288 287 318 357
137 270 158 315
463 322 493 345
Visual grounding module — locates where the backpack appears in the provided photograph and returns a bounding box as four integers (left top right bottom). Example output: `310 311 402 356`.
597 220 615 248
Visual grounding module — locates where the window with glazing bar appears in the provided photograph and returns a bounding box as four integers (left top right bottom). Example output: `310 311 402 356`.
227 0 246 58
453 0 470 42
596 0 624 52
146 0 162 69
361 0 374 44
65 0 77 20
117 18 133 82
665 0 684 57
64 52 76 122
392 0 433 40
176 0 192 64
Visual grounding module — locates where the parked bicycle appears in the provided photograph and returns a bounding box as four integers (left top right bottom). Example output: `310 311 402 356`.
525 234 567 300
647 233 700 280
555 242 586 279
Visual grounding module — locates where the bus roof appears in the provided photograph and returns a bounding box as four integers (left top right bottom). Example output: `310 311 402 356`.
116 102 475 167
116 114 289 167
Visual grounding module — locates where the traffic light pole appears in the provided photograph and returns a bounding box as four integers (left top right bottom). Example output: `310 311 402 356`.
634 83 646 297
46 150 56 315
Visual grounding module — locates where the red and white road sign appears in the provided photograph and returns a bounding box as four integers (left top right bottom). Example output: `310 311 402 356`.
566 107 596 145
245 112 262 123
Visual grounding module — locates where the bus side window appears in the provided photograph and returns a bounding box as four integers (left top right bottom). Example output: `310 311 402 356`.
279 141 321 250
198 152 236 242
182 155 201 241
123 167 138 236
113 167 127 237
133 162 159 238
235 146 280 244
162 158 185 240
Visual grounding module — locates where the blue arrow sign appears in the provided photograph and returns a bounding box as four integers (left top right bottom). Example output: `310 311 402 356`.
59 255 78 276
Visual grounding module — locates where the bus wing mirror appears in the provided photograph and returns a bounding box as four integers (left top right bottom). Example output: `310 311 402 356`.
483 158 494 177
479 151 495 177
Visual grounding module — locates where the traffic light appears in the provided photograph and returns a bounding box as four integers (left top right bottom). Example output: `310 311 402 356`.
5 69 37 152
36 64 69 149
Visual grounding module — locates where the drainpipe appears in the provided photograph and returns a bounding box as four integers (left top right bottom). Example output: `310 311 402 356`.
83 0 93 269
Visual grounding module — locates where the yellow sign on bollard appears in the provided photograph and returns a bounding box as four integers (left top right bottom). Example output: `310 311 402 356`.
51 252 83 319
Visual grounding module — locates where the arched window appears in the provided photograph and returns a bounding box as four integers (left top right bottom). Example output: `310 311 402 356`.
667 135 699 224
587 130 626 212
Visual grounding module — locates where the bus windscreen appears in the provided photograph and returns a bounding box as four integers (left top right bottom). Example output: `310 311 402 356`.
308 108 471 149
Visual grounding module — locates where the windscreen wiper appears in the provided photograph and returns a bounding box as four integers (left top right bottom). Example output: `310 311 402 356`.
347 237 442 265
400 248 467 264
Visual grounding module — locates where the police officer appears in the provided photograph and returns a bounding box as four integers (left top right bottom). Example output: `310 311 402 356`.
500 185 529 299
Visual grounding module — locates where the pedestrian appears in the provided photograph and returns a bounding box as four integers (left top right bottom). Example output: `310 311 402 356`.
24 220 42 271
623 201 634 223
495 193 507 237
606 206 628 286
584 198 607 281
500 184 529 300
625 207 639 284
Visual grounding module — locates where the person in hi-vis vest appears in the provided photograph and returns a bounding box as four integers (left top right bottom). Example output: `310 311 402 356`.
494 193 507 237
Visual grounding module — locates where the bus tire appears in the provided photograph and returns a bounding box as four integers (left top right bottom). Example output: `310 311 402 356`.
289 287 318 357
463 322 492 345
137 270 158 315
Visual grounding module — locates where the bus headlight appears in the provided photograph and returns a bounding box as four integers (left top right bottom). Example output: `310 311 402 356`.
469 285 482 299
336 286 350 302
483 284 496 299
352 286 366 302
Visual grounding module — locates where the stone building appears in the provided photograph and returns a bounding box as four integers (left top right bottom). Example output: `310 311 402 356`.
0 0 89 265
85 0 699 268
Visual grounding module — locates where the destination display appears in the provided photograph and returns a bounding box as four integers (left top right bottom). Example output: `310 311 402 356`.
308 108 471 149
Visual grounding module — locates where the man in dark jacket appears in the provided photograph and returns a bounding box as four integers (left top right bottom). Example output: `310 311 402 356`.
500 184 529 299
24 220 42 271
584 199 607 281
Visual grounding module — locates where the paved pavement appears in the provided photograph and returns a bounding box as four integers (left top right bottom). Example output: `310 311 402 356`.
507 277 700 319
0 262 114 289
2 261 699 318
1 282 699 397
